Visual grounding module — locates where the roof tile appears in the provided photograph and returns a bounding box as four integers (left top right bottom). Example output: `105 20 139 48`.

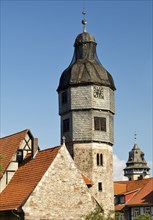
0 146 61 211
127 178 153 205
0 129 29 177
81 174 92 185
114 178 153 208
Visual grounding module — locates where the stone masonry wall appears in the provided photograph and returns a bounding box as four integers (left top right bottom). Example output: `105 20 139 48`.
74 143 114 214
23 145 96 220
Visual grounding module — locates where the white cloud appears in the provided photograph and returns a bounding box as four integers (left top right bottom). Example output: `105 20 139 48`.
113 155 153 181
0 132 5 138
148 161 153 176
113 154 128 181
148 161 153 169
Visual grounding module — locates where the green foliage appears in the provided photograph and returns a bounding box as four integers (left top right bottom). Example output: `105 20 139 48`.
85 205 105 220
134 214 151 220
85 205 125 220
85 205 151 220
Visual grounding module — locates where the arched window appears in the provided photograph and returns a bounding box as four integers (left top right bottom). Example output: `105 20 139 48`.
100 154 103 166
97 154 99 166
97 153 103 166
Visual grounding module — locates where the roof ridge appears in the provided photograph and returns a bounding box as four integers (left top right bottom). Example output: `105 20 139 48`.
126 178 153 205
39 145 61 153
124 188 139 195
126 189 140 204
114 177 153 184
0 129 29 140
136 178 153 192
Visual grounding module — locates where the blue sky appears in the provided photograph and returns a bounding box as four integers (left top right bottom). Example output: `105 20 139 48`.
1 1 152 178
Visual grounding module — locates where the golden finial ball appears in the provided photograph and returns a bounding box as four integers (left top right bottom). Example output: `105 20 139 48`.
82 19 87 25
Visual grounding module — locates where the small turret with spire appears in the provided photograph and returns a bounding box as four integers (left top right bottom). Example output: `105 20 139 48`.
124 136 150 180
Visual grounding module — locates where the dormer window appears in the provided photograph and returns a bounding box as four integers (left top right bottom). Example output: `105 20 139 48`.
114 196 119 205
120 195 125 204
16 150 23 165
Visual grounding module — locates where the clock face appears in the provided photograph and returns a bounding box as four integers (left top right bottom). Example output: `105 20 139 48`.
93 86 104 99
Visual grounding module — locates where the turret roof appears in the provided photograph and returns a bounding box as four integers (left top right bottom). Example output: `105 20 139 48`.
124 143 150 170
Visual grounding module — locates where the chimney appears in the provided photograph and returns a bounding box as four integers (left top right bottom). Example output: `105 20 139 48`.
33 137 38 158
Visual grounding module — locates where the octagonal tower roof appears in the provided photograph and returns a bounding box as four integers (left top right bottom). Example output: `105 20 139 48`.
124 143 150 178
126 144 148 167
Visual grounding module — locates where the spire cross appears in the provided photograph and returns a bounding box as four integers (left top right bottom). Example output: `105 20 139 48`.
82 8 86 19
82 8 87 33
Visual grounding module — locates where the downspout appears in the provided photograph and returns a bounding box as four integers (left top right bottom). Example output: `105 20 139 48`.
11 210 21 220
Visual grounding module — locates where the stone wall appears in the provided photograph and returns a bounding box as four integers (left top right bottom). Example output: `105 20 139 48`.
74 143 114 214
23 145 96 220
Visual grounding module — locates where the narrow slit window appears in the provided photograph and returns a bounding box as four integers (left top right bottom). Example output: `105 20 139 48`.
98 182 102 192
97 154 103 166
63 119 70 132
100 154 103 166
62 91 67 105
97 154 99 166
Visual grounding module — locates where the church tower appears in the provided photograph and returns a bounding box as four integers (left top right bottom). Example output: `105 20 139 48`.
124 143 150 180
57 16 116 212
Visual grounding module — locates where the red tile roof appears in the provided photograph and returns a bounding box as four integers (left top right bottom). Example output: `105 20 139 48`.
115 204 125 211
114 182 127 194
114 178 151 194
0 146 61 211
114 178 153 209
0 129 29 178
127 178 153 205
0 129 94 211
81 174 92 185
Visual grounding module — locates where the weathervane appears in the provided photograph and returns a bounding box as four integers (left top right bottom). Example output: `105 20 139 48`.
134 132 137 143
82 8 87 33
